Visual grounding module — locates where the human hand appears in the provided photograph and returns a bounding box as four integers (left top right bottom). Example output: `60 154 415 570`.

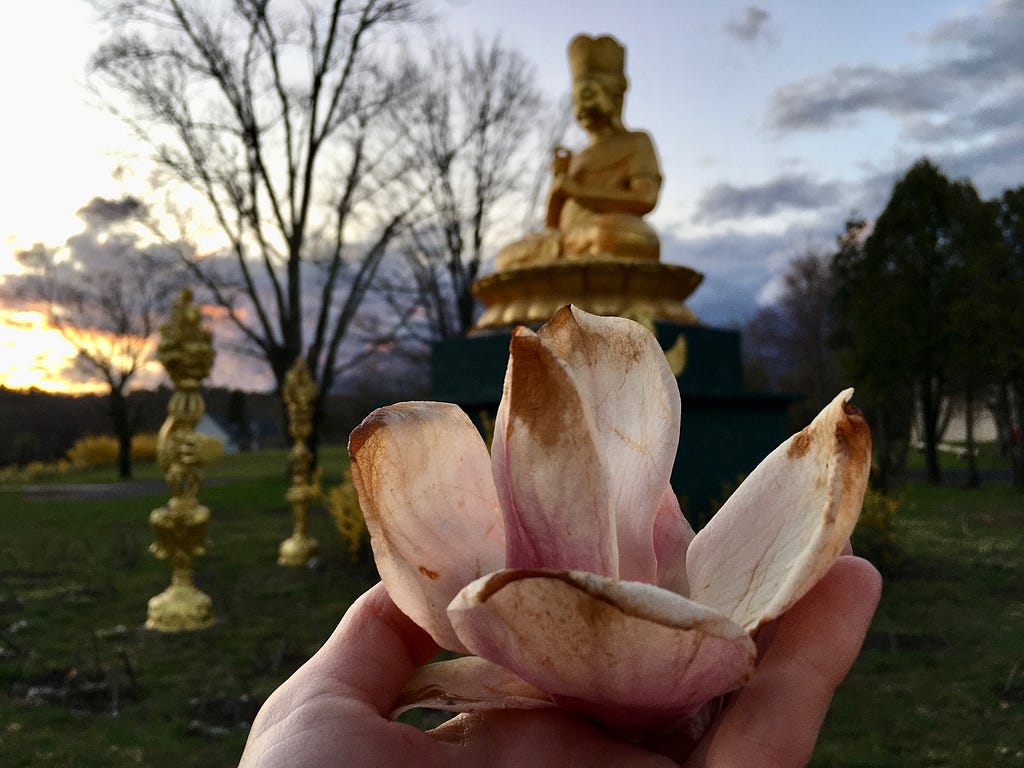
239 556 880 767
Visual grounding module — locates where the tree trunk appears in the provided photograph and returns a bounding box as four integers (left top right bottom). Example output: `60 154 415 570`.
109 388 133 480
963 387 980 488
919 381 944 485
1012 379 1024 492
871 415 892 494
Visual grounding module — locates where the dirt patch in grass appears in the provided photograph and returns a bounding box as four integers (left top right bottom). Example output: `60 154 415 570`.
10 657 140 716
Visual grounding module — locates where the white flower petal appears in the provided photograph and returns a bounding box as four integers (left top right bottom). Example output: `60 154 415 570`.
686 389 872 632
350 402 505 652
449 568 756 728
652 487 694 596
492 326 618 576
537 306 681 583
391 656 554 718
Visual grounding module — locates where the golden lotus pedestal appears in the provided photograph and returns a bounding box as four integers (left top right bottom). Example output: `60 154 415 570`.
278 535 320 566
146 583 214 632
472 259 704 331
145 503 214 632
278 484 320 566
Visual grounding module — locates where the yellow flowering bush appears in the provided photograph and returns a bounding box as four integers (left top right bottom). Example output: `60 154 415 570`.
852 488 904 575
67 435 119 468
327 467 367 563
66 433 161 467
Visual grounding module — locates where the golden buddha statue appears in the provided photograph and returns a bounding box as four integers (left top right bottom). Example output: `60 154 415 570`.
496 34 662 269
473 34 703 330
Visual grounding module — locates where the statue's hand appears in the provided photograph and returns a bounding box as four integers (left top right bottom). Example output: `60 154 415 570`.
551 146 572 177
550 172 568 198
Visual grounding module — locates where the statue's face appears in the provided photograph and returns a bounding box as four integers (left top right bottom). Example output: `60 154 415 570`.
572 76 620 131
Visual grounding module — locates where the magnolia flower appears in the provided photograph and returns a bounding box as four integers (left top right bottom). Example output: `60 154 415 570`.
349 306 870 732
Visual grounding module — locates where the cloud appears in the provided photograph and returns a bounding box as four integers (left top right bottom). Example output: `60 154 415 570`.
661 212 854 327
75 195 146 227
724 6 776 45
662 229 785 326
901 92 1024 144
932 124 1024 196
767 0 1024 135
768 64 955 131
693 173 843 223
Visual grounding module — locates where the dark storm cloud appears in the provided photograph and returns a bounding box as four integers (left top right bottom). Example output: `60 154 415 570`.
693 173 843 223
933 125 1024 196
902 94 1024 143
768 64 954 131
74 195 146 227
661 229 787 326
928 0 1024 80
662 212 858 326
724 6 776 45
767 0 1024 135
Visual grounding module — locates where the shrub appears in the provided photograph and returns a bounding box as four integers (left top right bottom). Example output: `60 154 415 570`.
65 433 161 467
326 467 367 563
0 458 72 483
131 433 159 462
852 488 904 575
67 435 119 468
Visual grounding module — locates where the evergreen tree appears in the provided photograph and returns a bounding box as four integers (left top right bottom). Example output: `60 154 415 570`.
832 159 992 486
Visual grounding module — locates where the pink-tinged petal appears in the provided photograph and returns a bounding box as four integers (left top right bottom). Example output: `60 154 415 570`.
391 657 555 718
686 389 872 632
653 487 695 596
492 326 618 576
349 402 505 653
536 307 681 583
448 569 756 729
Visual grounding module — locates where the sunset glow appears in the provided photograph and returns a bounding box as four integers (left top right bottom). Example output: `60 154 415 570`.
0 310 102 394
1 0 1021 394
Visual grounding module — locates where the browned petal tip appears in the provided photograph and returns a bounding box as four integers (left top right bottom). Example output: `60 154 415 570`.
347 407 387 459
842 399 866 421
540 304 576 332
836 398 872 470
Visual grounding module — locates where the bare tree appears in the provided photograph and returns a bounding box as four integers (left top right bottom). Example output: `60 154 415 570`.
89 0 422 448
744 248 842 428
398 35 544 339
2 196 184 478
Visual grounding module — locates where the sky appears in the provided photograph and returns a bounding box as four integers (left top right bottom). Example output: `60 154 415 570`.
1 0 1022 393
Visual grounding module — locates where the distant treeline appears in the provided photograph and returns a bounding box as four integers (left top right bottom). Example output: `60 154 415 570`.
0 385 408 467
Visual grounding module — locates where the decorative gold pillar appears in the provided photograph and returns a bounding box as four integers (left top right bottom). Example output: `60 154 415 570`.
146 289 222 632
278 357 320 566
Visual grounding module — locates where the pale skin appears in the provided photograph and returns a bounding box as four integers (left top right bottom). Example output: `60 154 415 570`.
239 554 881 767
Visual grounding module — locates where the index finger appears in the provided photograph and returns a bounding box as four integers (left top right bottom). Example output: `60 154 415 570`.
686 556 881 767
307 582 441 716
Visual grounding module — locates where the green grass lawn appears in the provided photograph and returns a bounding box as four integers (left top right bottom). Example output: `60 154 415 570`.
813 482 1024 767
1 453 1022 766
0 446 368 767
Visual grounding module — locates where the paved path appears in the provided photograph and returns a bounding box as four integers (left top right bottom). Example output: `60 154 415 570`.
8 478 234 500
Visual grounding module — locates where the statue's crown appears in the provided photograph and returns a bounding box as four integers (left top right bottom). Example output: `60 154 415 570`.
568 34 627 91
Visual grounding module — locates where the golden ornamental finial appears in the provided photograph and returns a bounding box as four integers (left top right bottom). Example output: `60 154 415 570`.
157 289 215 390
146 288 222 632
278 356 320 566
283 356 317 443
